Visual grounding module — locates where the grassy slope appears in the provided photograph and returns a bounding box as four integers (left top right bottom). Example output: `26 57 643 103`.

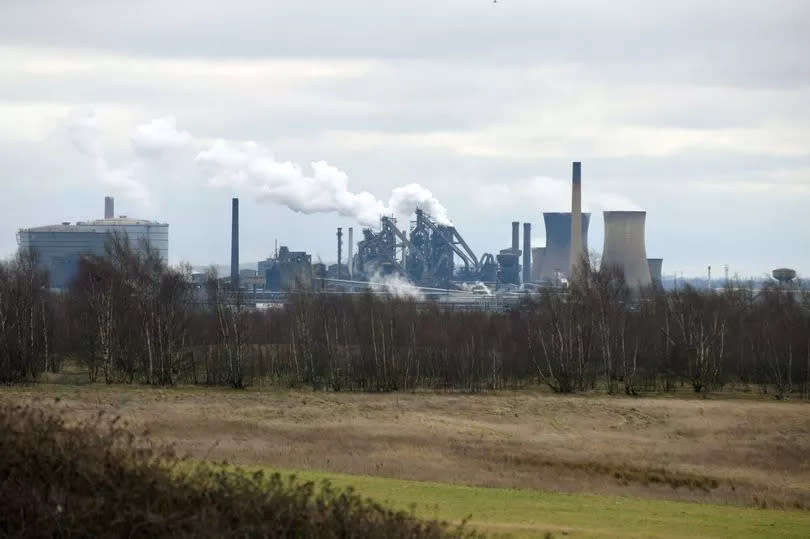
266 468 810 538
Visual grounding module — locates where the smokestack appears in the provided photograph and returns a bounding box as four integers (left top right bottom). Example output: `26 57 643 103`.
348 227 354 279
104 196 114 219
523 223 531 284
570 162 583 276
337 227 343 277
511 221 520 252
231 198 239 289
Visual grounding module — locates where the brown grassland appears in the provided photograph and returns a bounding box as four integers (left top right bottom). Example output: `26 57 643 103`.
4 377 809 512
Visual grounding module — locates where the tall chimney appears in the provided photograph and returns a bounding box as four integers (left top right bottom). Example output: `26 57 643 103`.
511 221 520 252
337 227 343 278
523 222 531 284
569 161 583 277
231 198 239 289
348 227 354 279
104 196 114 219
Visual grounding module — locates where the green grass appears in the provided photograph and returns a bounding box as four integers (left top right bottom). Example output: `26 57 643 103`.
251 468 809 538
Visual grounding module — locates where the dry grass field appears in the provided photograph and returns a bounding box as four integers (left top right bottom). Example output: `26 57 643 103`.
4 382 809 511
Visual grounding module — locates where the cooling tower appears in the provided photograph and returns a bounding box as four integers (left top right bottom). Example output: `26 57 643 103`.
522 222 531 284
569 162 583 275
647 258 663 289
538 212 590 281
231 198 239 288
601 211 652 289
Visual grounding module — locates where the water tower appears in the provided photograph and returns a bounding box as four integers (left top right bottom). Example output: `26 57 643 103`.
772 268 796 284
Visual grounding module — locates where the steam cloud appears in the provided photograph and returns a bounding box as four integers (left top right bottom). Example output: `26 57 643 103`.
65 111 150 203
66 112 641 230
368 270 424 300
66 111 451 227
196 140 451 227
476 176 640 214
131 116 192 157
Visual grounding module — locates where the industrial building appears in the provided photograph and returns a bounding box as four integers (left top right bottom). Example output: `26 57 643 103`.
17 197 169 289
353 209 496 288
262 247 313 291
496 221 522 286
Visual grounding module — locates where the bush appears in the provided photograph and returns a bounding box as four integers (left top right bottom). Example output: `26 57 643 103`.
0 403 476 538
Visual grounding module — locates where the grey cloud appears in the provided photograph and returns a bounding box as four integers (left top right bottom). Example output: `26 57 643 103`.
1 1 808 87
0 1 808 277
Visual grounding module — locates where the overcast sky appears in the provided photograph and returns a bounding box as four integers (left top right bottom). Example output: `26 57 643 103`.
1 0 808 278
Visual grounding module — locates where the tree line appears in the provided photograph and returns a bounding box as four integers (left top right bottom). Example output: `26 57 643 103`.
1 239 809 398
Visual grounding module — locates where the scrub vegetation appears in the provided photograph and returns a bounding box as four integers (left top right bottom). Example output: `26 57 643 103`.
0 403 473 538
2 241 810 400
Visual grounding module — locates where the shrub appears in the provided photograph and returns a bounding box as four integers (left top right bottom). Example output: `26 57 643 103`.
0 403 476 538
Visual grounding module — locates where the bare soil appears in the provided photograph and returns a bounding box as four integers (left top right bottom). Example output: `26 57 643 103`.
4 383 809 509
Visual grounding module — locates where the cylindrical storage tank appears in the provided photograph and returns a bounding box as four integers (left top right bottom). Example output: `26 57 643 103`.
602 211 652 289
532 247 545 281
17 219 169 290
647 258 663 289
538 212 590 281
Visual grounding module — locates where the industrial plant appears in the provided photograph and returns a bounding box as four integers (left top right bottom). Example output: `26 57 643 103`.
216 161 670 306
22 161 801 302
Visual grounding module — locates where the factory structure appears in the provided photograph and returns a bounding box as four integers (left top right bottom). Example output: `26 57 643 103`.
15 162 806 300
230 162 665 298
13 164 665 297
17 197 168 289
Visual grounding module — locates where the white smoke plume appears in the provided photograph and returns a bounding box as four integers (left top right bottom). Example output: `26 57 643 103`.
131 116 192 157
388 184 451 226
65 111 454 226
65 110 150 203
476 176 640 213
455 281 493 296
195 139 452 227
368 270 424 300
